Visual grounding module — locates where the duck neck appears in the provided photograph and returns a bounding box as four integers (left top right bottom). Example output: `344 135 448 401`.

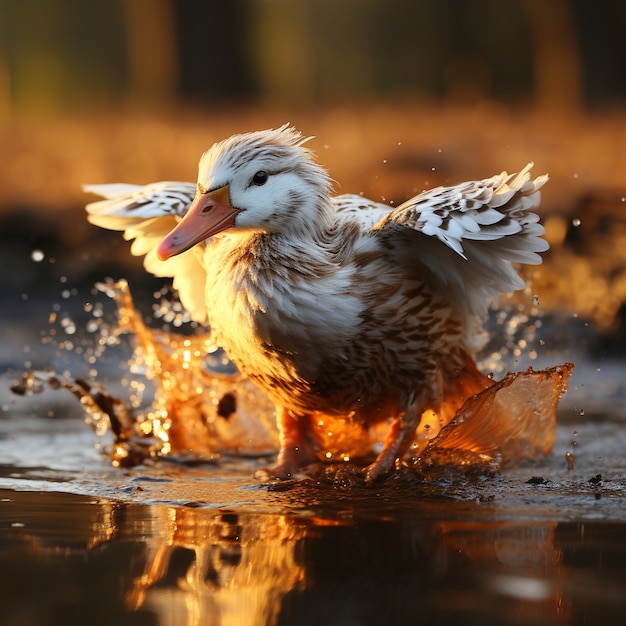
301 196 336 243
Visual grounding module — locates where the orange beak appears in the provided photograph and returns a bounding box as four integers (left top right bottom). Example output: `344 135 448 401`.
157 185 240 261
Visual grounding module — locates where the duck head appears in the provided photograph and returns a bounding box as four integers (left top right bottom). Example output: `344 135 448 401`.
157 125 332 261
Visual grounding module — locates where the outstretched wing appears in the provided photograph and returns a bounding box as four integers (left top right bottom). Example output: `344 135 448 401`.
84 181 210 323
85 181 196 224
371 163 549 317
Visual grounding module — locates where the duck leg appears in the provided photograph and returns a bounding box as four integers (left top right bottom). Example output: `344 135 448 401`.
256 406 317 480
364 400 422 483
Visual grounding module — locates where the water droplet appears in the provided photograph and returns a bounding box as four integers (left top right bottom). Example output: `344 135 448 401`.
565 450 575 470
572 218 581 227
31 249 44 262
572 172 579 179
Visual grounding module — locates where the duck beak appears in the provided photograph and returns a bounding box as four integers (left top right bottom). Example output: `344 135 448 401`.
157 185 239 260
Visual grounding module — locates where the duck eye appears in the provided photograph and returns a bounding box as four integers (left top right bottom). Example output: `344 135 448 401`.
252 170 268 186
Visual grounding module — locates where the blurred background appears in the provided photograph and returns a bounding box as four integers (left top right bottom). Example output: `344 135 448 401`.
2 0 626 379
3 0 626 115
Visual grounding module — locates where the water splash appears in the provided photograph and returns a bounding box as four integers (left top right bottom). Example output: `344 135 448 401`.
478 286 544 374
16 280 278 467
12 281 573 475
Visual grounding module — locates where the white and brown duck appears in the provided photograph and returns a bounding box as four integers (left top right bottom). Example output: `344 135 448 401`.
85 125 549 481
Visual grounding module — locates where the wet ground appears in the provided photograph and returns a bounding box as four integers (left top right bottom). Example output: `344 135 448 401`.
2 106 626 625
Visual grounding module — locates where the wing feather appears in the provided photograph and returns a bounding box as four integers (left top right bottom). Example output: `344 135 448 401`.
84 181 209 323
372 163 549 317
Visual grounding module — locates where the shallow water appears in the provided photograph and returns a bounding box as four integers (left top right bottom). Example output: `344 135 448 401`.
2 487 626 626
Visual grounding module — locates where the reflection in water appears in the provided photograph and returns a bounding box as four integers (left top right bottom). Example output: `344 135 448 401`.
124 507 306 625
2 489 625 626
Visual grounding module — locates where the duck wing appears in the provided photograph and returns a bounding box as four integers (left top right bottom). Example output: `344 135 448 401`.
370 163 549 318
84 182 209 323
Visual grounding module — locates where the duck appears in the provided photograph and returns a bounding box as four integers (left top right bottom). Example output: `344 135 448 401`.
85 124 549 481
